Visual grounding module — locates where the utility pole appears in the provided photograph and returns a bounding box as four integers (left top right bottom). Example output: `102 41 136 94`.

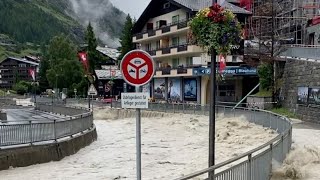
209 0 217 179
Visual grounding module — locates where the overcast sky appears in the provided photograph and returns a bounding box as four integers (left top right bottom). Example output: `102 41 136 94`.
109 0 151 19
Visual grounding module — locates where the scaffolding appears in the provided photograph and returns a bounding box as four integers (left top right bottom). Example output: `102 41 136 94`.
248 0 320 44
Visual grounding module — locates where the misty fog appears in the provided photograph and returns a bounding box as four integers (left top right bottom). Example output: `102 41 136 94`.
69 0 126 48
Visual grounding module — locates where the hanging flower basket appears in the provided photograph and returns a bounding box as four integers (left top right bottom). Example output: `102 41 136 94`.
189 3 243 55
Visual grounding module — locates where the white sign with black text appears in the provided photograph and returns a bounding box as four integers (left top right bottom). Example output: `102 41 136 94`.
121 93 149 109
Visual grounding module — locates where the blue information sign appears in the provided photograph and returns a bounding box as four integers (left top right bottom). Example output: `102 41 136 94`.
193 66 257 76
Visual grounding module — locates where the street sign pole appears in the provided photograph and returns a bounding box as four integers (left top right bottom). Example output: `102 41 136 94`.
92 95 94 111
120 50 155 180
135 86 142 180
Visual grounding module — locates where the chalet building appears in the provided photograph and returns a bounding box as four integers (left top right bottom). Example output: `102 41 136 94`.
0 57 39 89
132 0 258 105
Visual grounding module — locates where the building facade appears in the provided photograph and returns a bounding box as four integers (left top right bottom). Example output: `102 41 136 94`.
132 0 258 105
0 57 39 89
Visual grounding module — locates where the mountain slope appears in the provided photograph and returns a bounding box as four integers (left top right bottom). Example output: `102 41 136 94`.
67 0 126 47
0 0 83 44
0 0 126 48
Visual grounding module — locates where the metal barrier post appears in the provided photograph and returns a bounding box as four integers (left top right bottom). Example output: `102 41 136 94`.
269 144 273 179
269 113 272 128
54 120 57 141
29 121 33 145
183 103 185 113
281 136 284 161
248 154 252 180
173 103 175 113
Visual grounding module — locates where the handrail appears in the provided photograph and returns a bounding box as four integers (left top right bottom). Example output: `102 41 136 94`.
107 101 292 180
0 103 94 148
233 83 260 109
173 107 292 180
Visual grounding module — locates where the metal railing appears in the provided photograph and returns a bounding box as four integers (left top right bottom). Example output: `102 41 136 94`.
281 46 320 60
109 101 292 180
0 103 94 147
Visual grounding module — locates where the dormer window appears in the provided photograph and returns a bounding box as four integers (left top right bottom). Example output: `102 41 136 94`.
163 2 170 9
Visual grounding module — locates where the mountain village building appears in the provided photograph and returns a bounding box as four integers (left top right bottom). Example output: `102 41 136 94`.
132 0 258 105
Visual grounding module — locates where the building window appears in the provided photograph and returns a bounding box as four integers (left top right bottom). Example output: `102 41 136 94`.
172 15 179 24
156 21 160 29
146 43 152 51
232 56 237 62
163 2 170 9
172 58 179 68
172 37 179 46
18 63 26 68
156 40 161 49
186 57 193 67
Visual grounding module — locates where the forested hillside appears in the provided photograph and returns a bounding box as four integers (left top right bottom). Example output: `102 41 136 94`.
0 0 126 50
0 0 84 43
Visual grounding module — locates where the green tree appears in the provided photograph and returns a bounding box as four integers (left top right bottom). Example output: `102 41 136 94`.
118 14 134 60
13 81 31 95
38 43 50 92
45 34 86 93
85 23 99 73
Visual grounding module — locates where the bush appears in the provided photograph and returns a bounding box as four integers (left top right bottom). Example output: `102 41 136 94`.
13 82 29 95
258 63 273 91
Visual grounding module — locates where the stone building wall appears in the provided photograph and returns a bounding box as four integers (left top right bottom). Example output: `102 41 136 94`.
281 59 320 123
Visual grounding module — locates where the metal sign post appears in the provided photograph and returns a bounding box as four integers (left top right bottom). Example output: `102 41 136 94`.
88 84 98 110
135 86 142 180
120 50 155 180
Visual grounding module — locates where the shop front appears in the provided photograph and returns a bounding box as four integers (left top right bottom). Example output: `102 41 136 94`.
195 66 258 105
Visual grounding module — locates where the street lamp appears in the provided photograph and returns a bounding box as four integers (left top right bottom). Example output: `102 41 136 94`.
209 0 217 179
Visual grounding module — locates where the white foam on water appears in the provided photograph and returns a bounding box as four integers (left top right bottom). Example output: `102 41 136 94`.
0 108 277 180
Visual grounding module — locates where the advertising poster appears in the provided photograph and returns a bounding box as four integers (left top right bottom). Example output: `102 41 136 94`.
308 87 320 105
142 83 150 97
168 78 181 101
297 87 309 104
153 78 165 99
184 78 197 101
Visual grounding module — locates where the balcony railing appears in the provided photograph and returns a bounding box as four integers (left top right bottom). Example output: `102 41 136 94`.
177 44 188 52
177 67 188 74
162 26 171 33
281 45 320 60
148 30 156 37
159 67 171 75
162 47 171 54
156 66 192 75
136 33 143 40
146 50 156 56
134 18 190 40
177 20 188 29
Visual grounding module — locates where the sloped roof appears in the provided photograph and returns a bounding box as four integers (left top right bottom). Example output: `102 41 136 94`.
171 0 211 11
172 0 251 14
133 0 251 33
95 69 122 80
5 57 39 66
220 0 251 14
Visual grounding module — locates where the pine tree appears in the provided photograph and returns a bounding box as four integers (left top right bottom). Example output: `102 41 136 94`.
85 23 98 74
118 14 134 60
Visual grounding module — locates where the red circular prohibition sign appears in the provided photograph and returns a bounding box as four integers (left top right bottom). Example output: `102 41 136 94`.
120 50 155 86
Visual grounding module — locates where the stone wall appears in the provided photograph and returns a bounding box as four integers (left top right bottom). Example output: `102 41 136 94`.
0 127 97 170
281 59 320 122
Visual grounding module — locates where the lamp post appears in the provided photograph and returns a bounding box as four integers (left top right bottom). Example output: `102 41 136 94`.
209 0 217 179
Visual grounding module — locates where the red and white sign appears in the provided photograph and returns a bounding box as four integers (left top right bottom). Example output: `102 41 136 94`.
120 50 155 86
28 68 36 81
78 52 88 71
219 55 226 73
